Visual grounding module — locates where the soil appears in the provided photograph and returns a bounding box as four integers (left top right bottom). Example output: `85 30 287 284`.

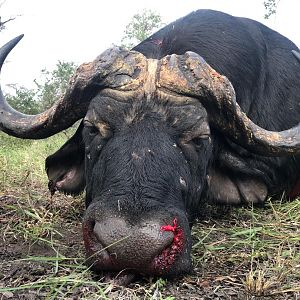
0 195 298 300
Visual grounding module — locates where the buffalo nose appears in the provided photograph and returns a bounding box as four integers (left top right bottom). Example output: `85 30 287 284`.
90 217 175 271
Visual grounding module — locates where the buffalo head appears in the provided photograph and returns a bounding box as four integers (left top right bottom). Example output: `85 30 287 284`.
1 36 300 277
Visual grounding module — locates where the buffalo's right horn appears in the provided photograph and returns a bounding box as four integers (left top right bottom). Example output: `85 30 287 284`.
0 36 97 139
0 38 145 139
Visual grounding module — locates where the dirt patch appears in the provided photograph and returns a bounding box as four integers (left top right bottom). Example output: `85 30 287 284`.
0 194 299 299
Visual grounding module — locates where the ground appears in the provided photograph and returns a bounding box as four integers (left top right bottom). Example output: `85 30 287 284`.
0 132 299 299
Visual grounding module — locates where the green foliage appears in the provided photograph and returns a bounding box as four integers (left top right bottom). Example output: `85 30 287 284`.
5 86 40 114
35 61 77 110
121 9 163 49
6 61 77 114
263 0 280 19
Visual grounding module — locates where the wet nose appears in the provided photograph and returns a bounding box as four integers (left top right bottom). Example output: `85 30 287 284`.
83 217 186 275
93 218 174 268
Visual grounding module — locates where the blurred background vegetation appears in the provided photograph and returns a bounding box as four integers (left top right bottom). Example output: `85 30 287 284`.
0 1 278 114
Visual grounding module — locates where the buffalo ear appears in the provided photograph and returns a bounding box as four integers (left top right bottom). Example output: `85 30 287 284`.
45 123 86 196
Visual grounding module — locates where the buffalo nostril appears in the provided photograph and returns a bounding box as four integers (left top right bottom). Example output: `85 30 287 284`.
93 218 132 249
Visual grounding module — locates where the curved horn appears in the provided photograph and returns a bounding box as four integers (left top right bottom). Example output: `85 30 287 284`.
158 51 300 156
0 36 94 138
0 38 143 139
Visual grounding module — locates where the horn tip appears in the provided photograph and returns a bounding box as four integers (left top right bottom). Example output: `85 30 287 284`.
0 34 24 71
15 34 25 42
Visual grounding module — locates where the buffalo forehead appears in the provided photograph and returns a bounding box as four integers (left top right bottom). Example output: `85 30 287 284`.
92 49 204 106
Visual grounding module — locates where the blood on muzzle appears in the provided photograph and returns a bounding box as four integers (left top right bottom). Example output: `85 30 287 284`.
82 216 185 275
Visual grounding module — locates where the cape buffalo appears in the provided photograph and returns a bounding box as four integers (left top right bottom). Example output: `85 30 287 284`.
1 9 300 277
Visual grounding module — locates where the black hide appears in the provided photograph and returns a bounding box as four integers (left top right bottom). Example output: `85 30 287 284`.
45 9 300 277
133 9 300 198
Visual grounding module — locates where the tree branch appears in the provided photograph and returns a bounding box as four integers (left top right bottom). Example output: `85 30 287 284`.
0 16 17 31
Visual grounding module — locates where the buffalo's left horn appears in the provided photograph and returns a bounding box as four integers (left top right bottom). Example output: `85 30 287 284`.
159 51 300 156
0 38 143 139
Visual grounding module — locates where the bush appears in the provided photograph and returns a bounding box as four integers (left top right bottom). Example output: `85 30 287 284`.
6 61 77 114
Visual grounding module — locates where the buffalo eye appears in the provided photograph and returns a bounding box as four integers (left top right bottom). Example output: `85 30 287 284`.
84 120 99 137
83 119 112 139
192 135 211 149
86 126 99 137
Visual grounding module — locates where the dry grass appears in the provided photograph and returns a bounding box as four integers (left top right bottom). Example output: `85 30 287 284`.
0 131 299 299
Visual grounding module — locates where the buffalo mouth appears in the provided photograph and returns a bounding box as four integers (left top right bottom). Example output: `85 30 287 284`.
82 217 191 277
152 218 185 272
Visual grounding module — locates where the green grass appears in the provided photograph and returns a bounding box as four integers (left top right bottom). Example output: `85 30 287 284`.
0 131 72 191
192 201 300 296
0 131 300 299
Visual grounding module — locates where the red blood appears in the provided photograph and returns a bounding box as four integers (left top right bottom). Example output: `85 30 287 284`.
161 218 178 232
153 218 184 272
